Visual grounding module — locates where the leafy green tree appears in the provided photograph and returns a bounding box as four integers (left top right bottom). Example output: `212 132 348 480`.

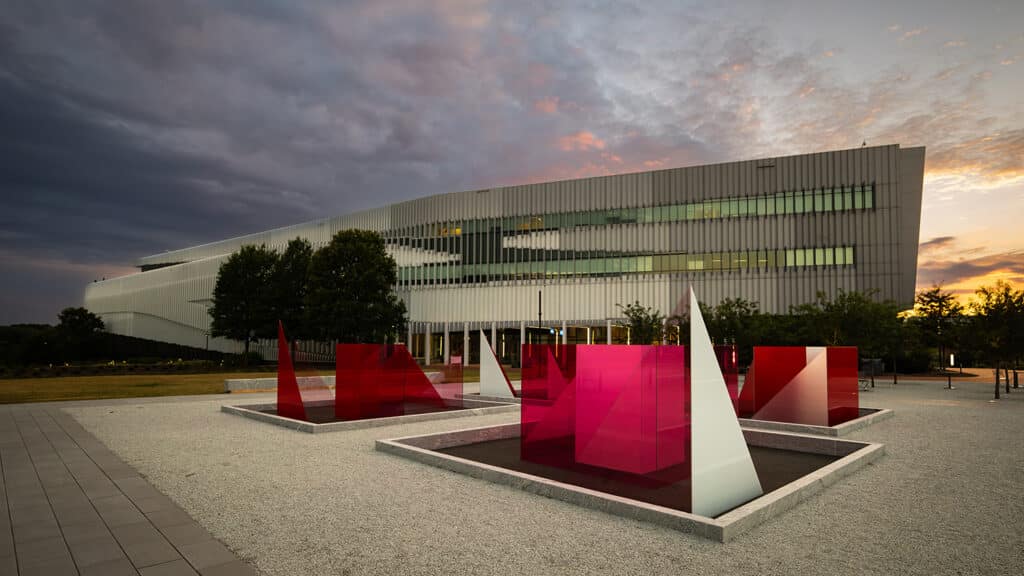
969 281 1024 377
209 244 279 365
271 237 314 343
913 285 963 370
617 301 665 345
703 298 764 366
54 307 105 362
57 307 105 338
790 290 901 361
305 230 407 343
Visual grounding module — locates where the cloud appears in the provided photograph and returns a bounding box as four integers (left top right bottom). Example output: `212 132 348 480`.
534 97 560 114
0 0 1021 322
917 250 1024 297
919 236 958 255
558 131 606 151
901 28 926 40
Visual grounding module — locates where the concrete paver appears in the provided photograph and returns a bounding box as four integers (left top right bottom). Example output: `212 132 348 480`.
0 405 257 576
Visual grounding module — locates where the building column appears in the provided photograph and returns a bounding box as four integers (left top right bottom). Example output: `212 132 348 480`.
490 322 497 353
606 319 612 345
561 320 567 345
424 322 431 365
463 323 470 364
407 322 413 352
443 321 450 365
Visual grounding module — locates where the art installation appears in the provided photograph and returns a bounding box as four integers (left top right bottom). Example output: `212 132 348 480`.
715 344 739 413
520 287 763 517
277 322 462 422
479 330 517 398
276 321 307 421
737 346 859 426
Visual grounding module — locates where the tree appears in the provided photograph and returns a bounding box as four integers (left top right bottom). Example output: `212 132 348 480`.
704 298 763 366
790 290 901 362
55 307 105 362
271 237 314 346
969 281 1024 383
913 285 963 371
305 230 407 343
209 244 279 365
617 301 664 345
57 307 105 338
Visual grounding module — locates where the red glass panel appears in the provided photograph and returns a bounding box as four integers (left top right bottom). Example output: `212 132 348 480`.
737 347 807 418
715 344 739 414
276 322 306 421
334 344 454 421
520 344 577 467
827 347 859 425
656 345 689 472
522 344 689 477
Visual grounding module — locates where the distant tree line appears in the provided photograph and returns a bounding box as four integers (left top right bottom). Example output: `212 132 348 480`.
208 230 408 364
0 307 230 369
620 281 1024 375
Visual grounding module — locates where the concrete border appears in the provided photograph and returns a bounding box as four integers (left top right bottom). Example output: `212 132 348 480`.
460 393 523 404
221 398 518 434
374 423 884 542
738 408 894 437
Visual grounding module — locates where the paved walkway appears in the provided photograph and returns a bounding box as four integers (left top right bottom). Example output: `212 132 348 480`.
0 404 256 576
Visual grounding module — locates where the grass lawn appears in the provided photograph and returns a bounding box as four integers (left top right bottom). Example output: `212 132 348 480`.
0 372 283 404
0 364 523 404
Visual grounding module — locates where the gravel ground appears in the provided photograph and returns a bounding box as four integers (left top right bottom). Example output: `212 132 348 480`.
66 380 1024 576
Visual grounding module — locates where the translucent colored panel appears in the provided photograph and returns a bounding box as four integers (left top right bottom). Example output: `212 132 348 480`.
737 347 807 419
845 246 855 265
864 185 874 208
574 346 653 473
827 347 859 425
276 322 306 421
334 343 455 421
523 344 690 477
715 344 739 414
740 346 859 427
520 344 578 467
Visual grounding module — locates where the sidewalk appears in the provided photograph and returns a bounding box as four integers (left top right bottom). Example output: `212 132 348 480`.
0 404 256 576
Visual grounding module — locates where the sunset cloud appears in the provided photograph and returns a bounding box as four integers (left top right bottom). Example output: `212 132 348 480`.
558 131 606 151
0 0 1021 322
534 97 559 114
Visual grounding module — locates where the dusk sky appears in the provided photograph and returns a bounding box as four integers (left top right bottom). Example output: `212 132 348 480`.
1 0 1022 324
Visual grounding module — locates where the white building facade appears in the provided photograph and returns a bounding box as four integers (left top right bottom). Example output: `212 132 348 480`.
84 144 925 365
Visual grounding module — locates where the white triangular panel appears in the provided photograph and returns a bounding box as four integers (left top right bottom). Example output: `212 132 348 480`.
753 347 828 426
690 287 763 517
479 330 515 398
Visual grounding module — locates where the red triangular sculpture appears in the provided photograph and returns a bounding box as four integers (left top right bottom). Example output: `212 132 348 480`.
277 321 307 421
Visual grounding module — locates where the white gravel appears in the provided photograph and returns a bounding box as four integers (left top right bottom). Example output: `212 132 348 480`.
66 381 1024 576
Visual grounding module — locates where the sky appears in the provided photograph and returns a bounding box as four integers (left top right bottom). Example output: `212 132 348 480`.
1 0 1022 324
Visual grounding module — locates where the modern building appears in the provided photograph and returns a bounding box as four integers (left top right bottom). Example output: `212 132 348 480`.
84 144 925 365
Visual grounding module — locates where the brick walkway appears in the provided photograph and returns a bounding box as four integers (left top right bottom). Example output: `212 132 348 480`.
0 405 256 576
